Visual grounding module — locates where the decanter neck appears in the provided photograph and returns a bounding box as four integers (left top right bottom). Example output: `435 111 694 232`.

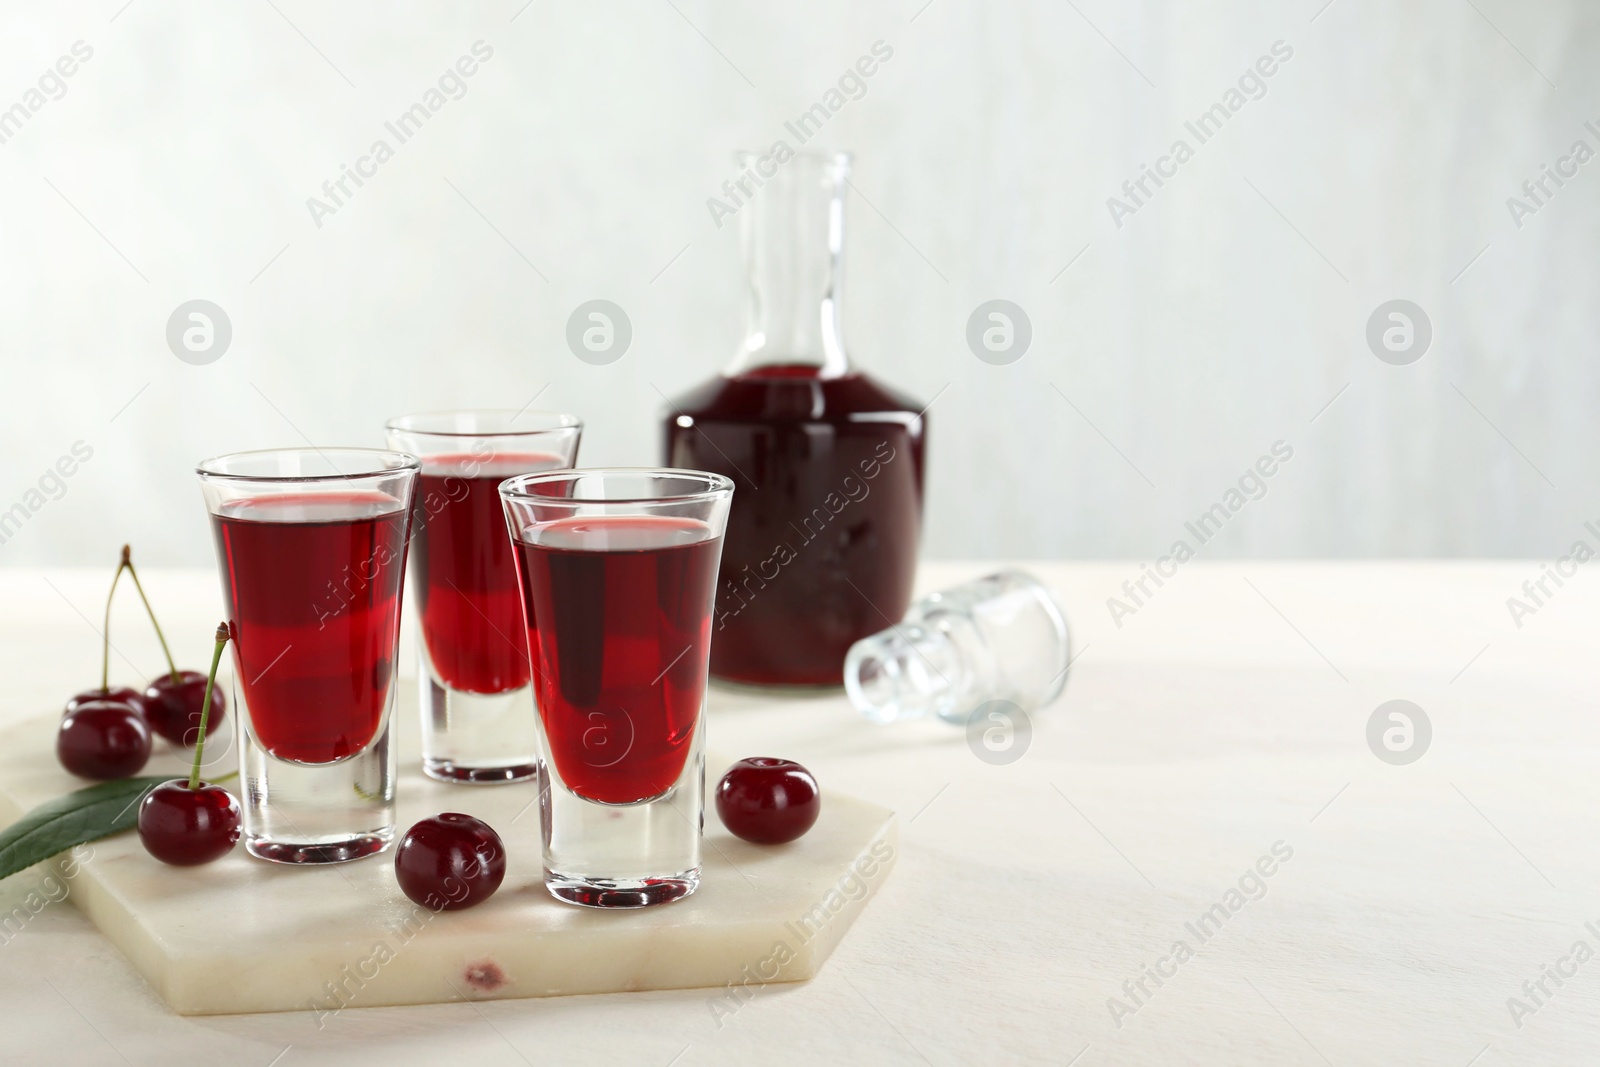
728 150 852 379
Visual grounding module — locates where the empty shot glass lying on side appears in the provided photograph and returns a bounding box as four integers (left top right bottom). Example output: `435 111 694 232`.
844 570 1071 726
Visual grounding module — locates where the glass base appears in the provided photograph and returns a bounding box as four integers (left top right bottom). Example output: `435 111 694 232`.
541 741 705 909
246 831 392 865
420 659 538 786
544 868 699 909
423 757 538 785
239 696 396 866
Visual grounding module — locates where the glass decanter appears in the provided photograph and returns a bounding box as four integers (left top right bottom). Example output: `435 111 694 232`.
664 150 926 688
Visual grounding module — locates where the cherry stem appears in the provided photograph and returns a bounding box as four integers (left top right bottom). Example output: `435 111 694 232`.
124 548 180 682
190 623 230 792
100 547 130 692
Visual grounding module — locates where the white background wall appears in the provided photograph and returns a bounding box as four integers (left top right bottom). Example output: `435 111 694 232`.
0 0 1592 567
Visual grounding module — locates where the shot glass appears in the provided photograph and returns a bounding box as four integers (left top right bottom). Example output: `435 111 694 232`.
197 448 418 864
845 570 1072 724
385 411 582 784
500 468 733 908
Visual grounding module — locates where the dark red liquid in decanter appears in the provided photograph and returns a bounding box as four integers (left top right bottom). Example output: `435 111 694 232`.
665 363 924 687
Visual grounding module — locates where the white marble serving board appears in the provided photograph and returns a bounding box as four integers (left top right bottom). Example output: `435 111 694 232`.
0 694 896 1016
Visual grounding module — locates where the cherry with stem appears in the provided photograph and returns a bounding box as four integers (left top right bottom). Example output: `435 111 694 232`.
125 545 178 685
186 624 227 789
138 623 242 866
100 547 126 692
128 547 227 745
65 546 149 717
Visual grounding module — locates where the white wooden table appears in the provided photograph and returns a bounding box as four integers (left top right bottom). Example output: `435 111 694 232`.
1 561 1594 1065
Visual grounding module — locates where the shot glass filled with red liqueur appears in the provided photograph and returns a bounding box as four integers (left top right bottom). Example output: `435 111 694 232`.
386 411 581 784
198 448 418 864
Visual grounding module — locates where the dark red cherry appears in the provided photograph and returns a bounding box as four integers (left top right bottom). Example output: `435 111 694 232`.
66 686 148 718
137 780 241 865
57 701 152 780
144 670 226 746
715 757 821 845
395 814 506 911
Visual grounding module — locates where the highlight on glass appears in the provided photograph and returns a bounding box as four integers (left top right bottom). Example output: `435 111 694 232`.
499 468 733 908
196 448 419 864
385 410 582 784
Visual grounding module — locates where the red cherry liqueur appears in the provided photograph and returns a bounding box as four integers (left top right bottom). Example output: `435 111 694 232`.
665 151 925 687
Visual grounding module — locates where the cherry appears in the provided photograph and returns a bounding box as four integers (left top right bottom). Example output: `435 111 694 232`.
117 545 225 746
715 757 821 845
137 780 241 865
57 700 151 780
395 814 506 911
143 670 226 746
65 686 147 718
136 623 241 866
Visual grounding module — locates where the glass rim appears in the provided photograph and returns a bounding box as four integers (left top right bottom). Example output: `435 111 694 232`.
384 409 582 437
498 466 735 505
195 447 421 483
